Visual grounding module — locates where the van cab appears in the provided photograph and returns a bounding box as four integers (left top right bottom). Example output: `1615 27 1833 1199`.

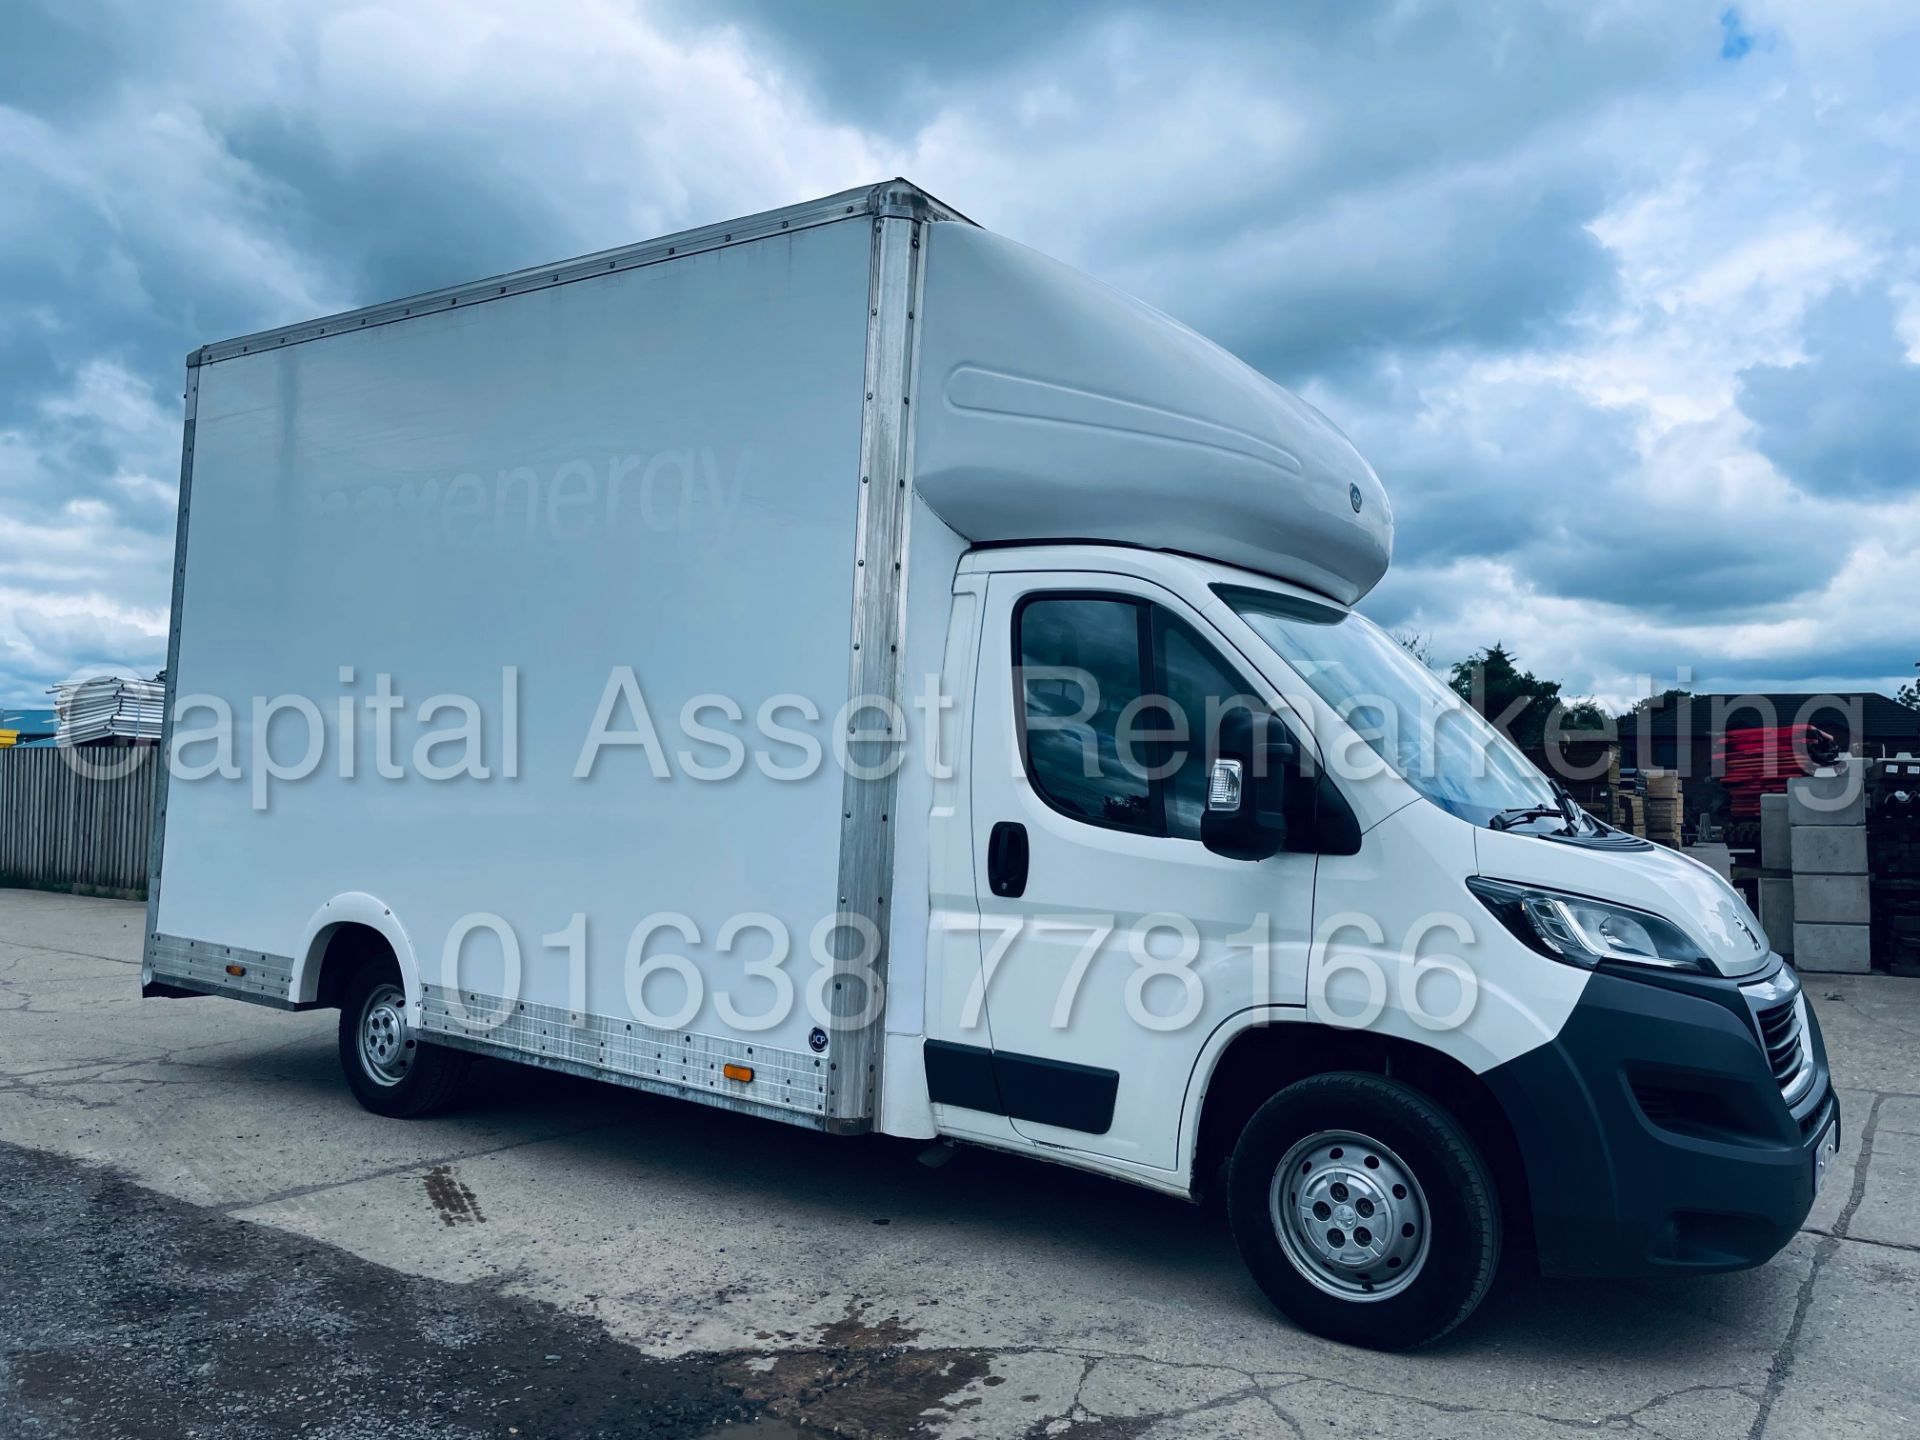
909 541 1835 1347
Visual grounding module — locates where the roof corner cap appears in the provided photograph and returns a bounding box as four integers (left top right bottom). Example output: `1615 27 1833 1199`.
867 178 978 227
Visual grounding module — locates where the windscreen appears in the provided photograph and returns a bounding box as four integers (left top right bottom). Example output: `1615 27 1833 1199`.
1218 585 1563 828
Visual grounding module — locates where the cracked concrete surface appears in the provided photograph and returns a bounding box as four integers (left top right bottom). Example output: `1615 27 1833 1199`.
2 889 1917 1438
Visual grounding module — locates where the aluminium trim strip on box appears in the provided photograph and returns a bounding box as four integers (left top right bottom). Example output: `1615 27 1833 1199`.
822 210 925 1131
146 934 298 1006
142 361 198 984
425 1028 839 1133
418 984 834 1128
195 179 973 367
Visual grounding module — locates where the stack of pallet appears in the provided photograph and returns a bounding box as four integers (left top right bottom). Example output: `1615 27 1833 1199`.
1643 769 1683 848
1616 789 1643 837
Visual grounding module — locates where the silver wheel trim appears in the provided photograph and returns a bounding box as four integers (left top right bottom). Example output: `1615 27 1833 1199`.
357 983 414 1087
1269 1129 1432 1303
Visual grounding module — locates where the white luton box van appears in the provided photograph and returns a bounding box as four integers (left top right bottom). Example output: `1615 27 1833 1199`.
146 179 1839 1348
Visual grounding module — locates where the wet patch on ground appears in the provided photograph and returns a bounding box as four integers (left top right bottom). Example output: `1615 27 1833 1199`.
0 1142 1003 1439
723 1302 994 1437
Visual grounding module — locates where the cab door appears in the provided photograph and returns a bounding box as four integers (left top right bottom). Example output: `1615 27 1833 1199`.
961 571 1318 1173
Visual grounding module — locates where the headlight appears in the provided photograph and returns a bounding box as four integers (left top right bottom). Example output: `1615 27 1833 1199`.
1465 877 1710 974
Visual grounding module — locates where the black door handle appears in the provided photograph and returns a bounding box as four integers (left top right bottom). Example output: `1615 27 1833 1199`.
988 821 1029 898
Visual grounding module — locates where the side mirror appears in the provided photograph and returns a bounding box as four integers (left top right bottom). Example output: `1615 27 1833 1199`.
1202 709 1295 861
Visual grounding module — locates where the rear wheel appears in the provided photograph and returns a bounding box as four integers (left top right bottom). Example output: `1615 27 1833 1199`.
1227 1072 1500 1349
338 962 469 1118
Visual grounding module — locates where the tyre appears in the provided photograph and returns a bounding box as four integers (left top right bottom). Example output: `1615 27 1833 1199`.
1226 1071 1501 1350
337 960 470 1118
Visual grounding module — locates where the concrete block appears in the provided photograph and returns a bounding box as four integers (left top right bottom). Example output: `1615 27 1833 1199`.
1794 921 1872 974
1794 873 1871 924
1760 877 1795 952
1789 763 1866 826
1760 792 1791 870
1683 842 1733 880
1790 824 1868 875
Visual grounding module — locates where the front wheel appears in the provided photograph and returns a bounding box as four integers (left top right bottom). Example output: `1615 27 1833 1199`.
1227 1072 1501 1349
338 963 469 1118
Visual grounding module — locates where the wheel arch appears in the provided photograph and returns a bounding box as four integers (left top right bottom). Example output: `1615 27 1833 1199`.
292 894 421 1013
1184 1011 1532 1241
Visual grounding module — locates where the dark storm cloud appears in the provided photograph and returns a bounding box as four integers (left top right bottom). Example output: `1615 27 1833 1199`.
1215 171 1618 384
667 0 1702 174
1708 641 1920 688
0 1 130 120
1544 522 1835 620
652 0 1097 127
1341 376 1850 624
1364 384 1639 569
1737 286 1920 500
663 2 1700 383
0 0 1916 706
219 119 571 307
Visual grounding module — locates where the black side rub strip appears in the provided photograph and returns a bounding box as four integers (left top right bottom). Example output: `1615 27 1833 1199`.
923 1039 1002 1115
924 1040 1119 1135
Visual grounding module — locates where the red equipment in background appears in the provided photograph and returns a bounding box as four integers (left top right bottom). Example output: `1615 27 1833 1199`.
1717 724 1840 819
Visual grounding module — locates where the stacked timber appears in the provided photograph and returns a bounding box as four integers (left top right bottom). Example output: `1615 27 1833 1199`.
1643 769 1683 848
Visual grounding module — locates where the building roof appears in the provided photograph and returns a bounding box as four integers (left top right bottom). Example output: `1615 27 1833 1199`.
1635 692 1920 742
0 708 57 745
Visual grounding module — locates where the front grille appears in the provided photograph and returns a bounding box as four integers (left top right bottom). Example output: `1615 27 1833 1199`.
1798 1089 1835 1138
1755 995 1814 1106
1632 1083 1677 1129
1629 1081 1742 1137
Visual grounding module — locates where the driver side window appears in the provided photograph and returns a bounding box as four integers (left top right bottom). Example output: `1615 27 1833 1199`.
1016 595 1154 832
1014 593 1277 841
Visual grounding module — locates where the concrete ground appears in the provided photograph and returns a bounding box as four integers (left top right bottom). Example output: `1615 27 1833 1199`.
1 890 1917 1440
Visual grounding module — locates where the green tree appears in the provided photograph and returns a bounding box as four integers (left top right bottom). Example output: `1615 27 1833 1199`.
1448 644 1584 750
1561 698 1609 730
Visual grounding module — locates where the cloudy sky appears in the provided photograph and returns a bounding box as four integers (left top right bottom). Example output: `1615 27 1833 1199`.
2 0 1916 711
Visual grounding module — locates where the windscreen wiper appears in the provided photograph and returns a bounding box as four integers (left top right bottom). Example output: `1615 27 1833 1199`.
1549 779 1591 833
1488 804 1570 833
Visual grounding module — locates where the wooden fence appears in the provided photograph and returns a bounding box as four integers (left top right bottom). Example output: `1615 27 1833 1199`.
0 746 157 898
